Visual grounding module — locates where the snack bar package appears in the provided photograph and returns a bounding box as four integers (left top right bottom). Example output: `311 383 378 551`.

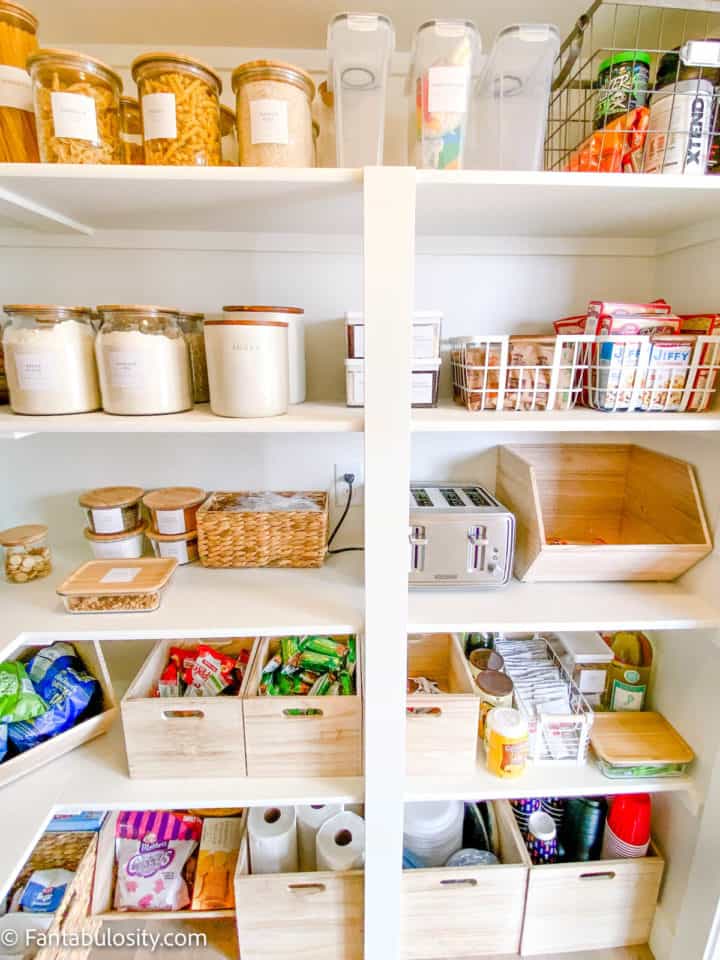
114 811 202 912
190 816 244 910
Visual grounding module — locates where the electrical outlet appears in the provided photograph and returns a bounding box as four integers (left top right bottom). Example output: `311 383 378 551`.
334 462 364 507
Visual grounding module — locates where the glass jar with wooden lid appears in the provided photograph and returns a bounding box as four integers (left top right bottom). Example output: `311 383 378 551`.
143 486 206 535
79 486 145 535
231 59 315 167
0 523 51 583
0 1 39 161
220 103 238 164
27 48 122 163
132 52 222 166
119 95 143 164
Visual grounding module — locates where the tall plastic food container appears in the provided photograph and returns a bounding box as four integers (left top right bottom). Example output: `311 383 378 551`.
327 13 394 166
408 19 479 170
471 23 559 171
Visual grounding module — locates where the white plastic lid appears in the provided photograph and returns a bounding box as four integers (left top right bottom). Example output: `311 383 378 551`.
528 810 556 842
403 800 463 836
487 707 528 738
557 631 614 664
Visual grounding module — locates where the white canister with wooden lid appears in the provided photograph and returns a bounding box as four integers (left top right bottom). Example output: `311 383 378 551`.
205 307 290 418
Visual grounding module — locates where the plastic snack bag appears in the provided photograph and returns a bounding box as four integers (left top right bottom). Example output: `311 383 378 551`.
8 666 97 751
26 642 82 697
0 662 47 724
191 816 244 910
20 869 75 912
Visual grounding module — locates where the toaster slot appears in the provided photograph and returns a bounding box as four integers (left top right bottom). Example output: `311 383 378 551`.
409 524 427 572
467 524 489 572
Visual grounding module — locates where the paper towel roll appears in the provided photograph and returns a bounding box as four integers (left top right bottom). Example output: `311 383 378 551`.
297 804 344 871
248 806 298 874
316 811 365 871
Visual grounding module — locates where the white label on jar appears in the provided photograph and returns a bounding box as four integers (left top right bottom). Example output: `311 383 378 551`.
14 352 57 391
412 325 437 358
100 566 140 584
156 509 186 535
50 91 98 142
250 99 289 145
428 66 469 115
159 539 189 563
91 507 123 534
109 351 143 389
411 372 434 405
142 92 177 140
0 65 33 112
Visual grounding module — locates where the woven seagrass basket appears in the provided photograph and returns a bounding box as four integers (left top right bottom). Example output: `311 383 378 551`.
197 491 328 568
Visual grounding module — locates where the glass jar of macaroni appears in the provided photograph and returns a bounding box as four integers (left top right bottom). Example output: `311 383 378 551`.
231 60 315 167
119 95 143 164
132 52 222 166
0 1 39 162
220 103 238 164
27 48 122 163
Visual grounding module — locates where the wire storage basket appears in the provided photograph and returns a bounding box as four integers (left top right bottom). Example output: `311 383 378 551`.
546 0 720 173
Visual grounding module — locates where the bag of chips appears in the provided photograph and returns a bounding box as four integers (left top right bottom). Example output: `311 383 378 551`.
0 662 47 724
26 643 82 698
8 666 97 752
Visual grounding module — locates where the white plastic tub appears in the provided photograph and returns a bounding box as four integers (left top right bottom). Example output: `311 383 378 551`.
345 311 442 360
84 524 146 560
346 358 441 408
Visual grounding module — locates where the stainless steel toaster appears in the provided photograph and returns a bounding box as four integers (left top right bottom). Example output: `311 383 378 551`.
409 483 515 588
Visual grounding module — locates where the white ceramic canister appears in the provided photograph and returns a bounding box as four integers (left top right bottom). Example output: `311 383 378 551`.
84 523 146 559
206 307 291 417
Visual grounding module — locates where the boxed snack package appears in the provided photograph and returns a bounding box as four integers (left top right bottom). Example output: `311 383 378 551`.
190 816 244 910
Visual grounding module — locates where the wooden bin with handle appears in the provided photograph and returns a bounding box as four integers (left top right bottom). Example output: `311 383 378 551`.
496 443 712 581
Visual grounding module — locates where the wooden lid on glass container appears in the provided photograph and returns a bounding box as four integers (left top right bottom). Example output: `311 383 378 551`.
79 486 144 509
143 487 206 511
231 60 315 101
0 524 47 546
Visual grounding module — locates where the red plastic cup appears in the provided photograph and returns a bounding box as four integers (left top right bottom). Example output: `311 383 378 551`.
607 794 651 847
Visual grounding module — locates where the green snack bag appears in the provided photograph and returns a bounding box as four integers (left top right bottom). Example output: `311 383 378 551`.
0 663 47 723
346 637 357 676
277 673 294 695
302 636 349 658
338 671 353 696
280 636 300 664
308 673 332 696
297 650 342 673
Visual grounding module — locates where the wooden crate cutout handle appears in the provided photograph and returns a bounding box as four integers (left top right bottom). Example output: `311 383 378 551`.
281 708 325 719
162 709 205 720
287 882 327 895
439 877 478 888
579 870 617 881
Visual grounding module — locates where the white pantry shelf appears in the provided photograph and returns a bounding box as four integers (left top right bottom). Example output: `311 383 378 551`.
0 164 363 235
0 402 363 435
409 578 720 634
0 547 363 659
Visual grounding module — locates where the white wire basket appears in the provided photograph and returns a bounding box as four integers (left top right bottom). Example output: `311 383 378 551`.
450 333 720 413
546 0 720 173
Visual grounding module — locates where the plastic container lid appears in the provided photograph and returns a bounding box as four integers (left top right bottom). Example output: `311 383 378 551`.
0 524 47 547
556 631 614 664
486 707 527 738
84 522 146 543
598 51 651 74
143 487 206 511
79 486 144 509
404 800 463 836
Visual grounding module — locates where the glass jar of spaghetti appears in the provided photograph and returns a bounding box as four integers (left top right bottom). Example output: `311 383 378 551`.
132 52 222 166
120 95 143 164
27 49 121 163
0 1 39 161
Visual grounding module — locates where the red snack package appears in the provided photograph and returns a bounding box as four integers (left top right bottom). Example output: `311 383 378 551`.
185 645 236 697
234 649 250 688
565 107 649 174
553 316 586 335
157 663 179 698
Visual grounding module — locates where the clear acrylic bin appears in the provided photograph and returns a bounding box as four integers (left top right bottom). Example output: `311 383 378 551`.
471 23 559 171
327 13 395 166
408 19 480 170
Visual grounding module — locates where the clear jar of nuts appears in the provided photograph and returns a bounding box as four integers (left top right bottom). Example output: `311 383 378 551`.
119 95 143 164
0 524 52 583
132 52 222 166
27 48 122 164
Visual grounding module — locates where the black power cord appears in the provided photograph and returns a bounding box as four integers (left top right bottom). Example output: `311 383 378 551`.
327 472 364 556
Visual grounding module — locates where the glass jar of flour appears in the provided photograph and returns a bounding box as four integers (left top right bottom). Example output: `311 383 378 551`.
2 304 100 414
95 305 192 415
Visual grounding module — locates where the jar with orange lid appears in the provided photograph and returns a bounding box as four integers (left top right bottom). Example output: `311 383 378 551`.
120 95 143 164
132 52 222 166
27 48 122 163
0 0 39 162
220 103 238 164
231 59 315 167
0 523 51 583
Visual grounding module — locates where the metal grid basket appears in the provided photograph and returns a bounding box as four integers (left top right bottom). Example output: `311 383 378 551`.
546 0 720 173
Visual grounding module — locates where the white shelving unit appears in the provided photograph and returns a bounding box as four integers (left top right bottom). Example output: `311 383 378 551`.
3 138 720 960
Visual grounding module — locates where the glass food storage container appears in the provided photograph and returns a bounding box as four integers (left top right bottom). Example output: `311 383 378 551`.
2 304 101 415
232 59 315 167
143 486 206 534
119 95 143 164
27 48 122 164
95 305 192 415
408 20 479 170
0 0 39 162
177 311 209 403
132 52 222 166
147 528 199 565
0 523 51 583
327 13 395 166
220 103 238 164
79 486 145 534
84 522 146 560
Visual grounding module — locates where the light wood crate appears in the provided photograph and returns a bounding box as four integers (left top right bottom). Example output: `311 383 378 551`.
521 839 664 955
496 443 712 581
406 633 478 776
0 639 117 789
401 800 529 959
91 810 247 920
243 635 363 778
121 637 256 779
234 832 363 960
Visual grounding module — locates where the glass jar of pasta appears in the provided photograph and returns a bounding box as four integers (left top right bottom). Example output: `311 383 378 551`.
27 48 122 163
119 95 143 164
232 60 315 167
0 1 39 162
132 52 222 166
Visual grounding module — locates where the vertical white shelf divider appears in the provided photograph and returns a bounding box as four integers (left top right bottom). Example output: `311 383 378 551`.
363 166 416 960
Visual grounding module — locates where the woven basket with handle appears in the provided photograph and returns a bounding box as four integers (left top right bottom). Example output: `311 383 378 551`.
197 491 329 568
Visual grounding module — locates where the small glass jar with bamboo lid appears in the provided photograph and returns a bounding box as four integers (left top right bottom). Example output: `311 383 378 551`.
231 59 315 167
0 523 51 583
0 1 39 162
119 95 143 164
132 51 222 166
27 48 122 163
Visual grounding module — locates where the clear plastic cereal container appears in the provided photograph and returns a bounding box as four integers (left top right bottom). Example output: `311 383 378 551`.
0 524 51 583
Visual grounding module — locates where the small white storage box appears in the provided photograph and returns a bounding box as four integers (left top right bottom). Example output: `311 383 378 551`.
345 358 441 408
345 311 441 360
